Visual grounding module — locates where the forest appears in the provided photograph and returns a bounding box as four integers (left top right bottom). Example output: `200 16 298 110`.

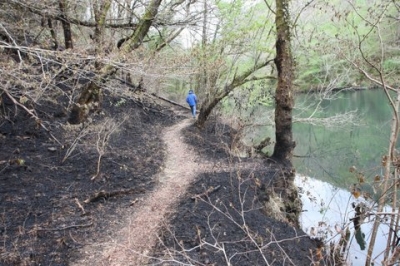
0 0 400 265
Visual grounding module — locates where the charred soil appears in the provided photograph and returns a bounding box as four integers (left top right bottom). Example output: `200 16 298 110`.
0 90 318 265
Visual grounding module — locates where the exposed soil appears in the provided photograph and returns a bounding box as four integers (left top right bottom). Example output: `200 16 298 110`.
0 89 319 266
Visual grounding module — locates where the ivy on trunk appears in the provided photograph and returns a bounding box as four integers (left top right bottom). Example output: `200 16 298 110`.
271 0 295 164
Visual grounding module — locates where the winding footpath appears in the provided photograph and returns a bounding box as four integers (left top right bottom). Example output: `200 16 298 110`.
73 118 203 265
73 116 263 265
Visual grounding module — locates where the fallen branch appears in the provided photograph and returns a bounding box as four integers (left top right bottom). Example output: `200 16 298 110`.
191 185 221 200
84 187 145 203
74 198 86 215
2 88 62 146
36 222 93 231
149 93 191 110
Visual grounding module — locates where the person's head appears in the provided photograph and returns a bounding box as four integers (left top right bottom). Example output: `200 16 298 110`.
189 90 193 94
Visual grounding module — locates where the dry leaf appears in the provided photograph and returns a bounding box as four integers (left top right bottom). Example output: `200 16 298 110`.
352 190 361 199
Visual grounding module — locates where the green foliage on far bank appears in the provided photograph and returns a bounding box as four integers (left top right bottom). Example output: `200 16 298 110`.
293 0 400 91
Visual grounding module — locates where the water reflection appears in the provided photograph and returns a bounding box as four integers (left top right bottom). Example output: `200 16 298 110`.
293 89 397 188
296 175 389 265
242 89 398 264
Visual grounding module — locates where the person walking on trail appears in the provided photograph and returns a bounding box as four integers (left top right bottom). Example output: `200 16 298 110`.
186 90 198 118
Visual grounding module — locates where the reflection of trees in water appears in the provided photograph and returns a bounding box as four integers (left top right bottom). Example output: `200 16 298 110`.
355 227 366 250
293 90 394 187
296 176 388 265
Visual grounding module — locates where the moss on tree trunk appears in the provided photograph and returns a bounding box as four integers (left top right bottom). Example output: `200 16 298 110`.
67 0 162 125
264 0 300 225
271 0 295 164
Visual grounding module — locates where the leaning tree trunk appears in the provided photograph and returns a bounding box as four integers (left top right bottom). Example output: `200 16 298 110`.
121 0 163 52
195 59 274 128
271 0 295 164
196 86 232 127
68 0 163 124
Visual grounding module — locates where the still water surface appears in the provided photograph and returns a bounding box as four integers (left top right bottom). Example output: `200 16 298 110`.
296 175 389 265
245 89 396 265
293 89 395 187
293 90 396 265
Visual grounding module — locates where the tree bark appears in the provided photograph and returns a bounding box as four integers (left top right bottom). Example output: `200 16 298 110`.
92 0 112 69
59 0 73 49
121 0 163 52
271 0 295 164
69 0 163 124
195 59 274 128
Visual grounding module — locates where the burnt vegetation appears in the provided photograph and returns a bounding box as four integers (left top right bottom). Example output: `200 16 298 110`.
0 1 321 265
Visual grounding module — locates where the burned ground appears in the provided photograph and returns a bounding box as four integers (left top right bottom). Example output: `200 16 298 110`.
151 122 318 265
0 88 318 265
0 90 178 265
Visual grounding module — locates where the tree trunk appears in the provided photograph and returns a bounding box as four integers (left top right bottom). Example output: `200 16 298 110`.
121 0 163 52
93 0 112 45
195 59 274 128
200 0 208 96
47 19 58 50
59 0 73 49
262 0 300 226
366 90 400 265
69 0 163 124
271 0 295 164
196 85 232 127
92 0 112 69
68 82 102 124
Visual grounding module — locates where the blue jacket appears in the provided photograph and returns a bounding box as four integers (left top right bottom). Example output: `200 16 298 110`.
186 91 197 106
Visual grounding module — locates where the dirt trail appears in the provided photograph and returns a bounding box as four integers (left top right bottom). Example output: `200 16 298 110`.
73 118 204 265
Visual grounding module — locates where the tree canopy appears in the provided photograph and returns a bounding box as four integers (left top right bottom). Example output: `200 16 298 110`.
1 0 399 169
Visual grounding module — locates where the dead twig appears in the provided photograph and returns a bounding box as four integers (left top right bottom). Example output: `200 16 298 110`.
91 117 126 180
36 222 93 231
190 185 221 200
62 124 90 163
74 198 86 215
84 188 145 203
1 88 62 146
